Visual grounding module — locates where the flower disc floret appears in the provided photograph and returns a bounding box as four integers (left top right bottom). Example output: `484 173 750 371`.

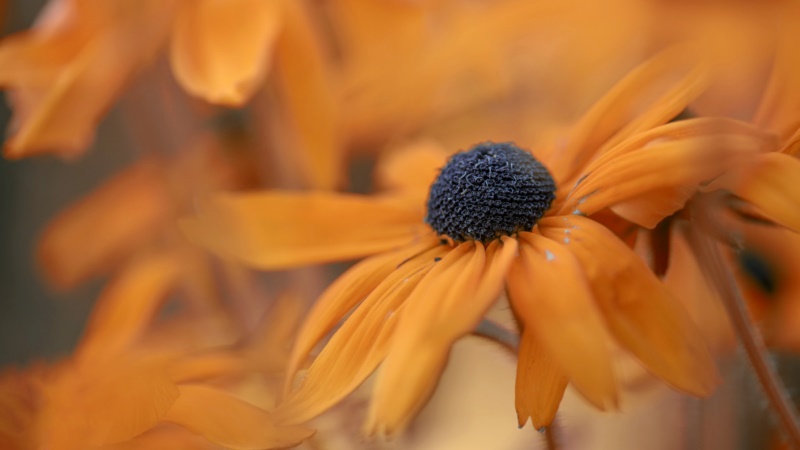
425 142 556 242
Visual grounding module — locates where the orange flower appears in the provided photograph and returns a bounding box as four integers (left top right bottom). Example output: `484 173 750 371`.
0 0 332 166
183 49 771 434
0 252 314 450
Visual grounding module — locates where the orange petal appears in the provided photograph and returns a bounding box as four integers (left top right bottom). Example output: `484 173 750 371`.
547 45 708 182
508 233 617 411
271 0 341 189
284 235 441 390
40 355 179 449
367 238 517 436
277 245 446 424
37 160 173 289
170 0 280 106
374 139 449 194
2 2 178 158
539 215 720 396
562 131 764 222
163 385 314 450
75 252 182 363
514 330 568 430
730 152 800 233
181 191 427 270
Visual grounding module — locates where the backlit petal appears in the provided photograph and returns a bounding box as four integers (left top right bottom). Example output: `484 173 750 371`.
514 330 568 430
539 215 720 396
374 139 449 194
508 233 617 411
170 0 281 106
181 191 427 269
163 385 314 450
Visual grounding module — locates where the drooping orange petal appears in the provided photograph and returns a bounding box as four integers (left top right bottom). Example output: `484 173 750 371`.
40 355 179 449
547 45 708 183
539 215 720 396
514 330 568 430
37 160 173 289
562 131 764 224
170 0 281 106
729 152 800 233
163 385 314 450
271 0 341 189
508 233 617 412
367 238 517 436
75 252 182 363
277 245 447 424
181 191 428 270
285 235 441 390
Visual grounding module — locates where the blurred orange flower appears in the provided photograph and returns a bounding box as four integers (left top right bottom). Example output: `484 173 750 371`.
183 49 770 433
0 252 313 450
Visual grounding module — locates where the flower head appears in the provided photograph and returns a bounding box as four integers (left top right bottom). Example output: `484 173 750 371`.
184 48 771 434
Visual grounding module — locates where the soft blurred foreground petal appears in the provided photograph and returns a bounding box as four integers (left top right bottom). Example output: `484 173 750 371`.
182 191 427 269
163 385 314 450
509 233 617 412
170 0 281 105
514 330 568 430
39 355 179 449
539 216 720 396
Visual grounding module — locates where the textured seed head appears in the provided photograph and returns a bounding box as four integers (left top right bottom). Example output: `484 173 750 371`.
425 142 556 242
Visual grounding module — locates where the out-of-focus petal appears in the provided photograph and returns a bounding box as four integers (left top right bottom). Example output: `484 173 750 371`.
163 385 314 450
539 215 720 396
170 0 281 106
75 252 182 363
664 225 734 352
284 235 441 389
37 161 174 289
508 233 617 412
729 152 800 233
39 355 179 449
277 245 447 424
514 330 568 430
367 238 516 436
374 139 449 194
181 191 427 269
271 0 341 189
1 1 178 158
547 45 708 183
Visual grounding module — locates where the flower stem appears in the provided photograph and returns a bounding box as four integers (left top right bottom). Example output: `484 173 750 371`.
473 319 520 352
688 229 800 448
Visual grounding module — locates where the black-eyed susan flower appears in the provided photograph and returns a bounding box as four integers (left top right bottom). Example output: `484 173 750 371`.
183 48 769 434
